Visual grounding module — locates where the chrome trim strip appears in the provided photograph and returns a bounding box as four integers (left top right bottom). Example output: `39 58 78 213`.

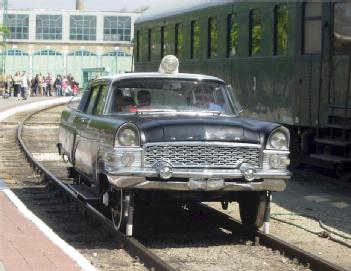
107 167 291 179
106 176 286 192
143 141 261 148
263 150 290 154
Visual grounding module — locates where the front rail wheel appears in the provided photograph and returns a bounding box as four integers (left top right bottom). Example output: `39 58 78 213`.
110 188 129 232
239 192 268 229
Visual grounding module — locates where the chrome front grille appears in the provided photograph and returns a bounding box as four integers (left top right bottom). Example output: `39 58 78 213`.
143 142 261 168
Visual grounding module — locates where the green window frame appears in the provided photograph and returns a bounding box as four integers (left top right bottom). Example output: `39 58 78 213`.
175 23 183 58
228 14 239 57
249 9 262 56
36 15 62 40
191 20 200 59
70 15 96 41
7 14 29 40
208 17 218 58
136 31 140 62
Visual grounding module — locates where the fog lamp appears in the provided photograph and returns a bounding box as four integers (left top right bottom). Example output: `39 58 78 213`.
269 155 290 169
121 152 135 167
240 163 256 182
154 161 173 179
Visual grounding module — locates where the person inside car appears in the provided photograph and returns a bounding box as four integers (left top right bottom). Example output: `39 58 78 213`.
137 90 152 107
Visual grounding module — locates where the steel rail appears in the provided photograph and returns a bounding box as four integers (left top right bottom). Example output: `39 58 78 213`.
16 105 175 271
189 203 348 271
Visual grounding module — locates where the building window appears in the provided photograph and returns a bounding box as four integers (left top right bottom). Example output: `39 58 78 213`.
191 20 200 59
148 29 152 61
208 17 218 58
228 14 239 57
104 16 131 41
333 2 351 55
36 15 62 40
175 23 183 58
7 14 29 39
274 5 288 55
249 9 262 56
303 1 322 54
34 49 62 56
6 49 28 56
70 15 96 41
68 50 97 56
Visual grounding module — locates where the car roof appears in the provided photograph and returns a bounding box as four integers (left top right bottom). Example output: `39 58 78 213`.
95 72 225 84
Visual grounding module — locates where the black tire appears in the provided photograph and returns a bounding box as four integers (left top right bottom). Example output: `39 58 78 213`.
239 192 268 229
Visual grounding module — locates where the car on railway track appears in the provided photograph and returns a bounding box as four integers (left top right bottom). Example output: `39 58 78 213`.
58 55 291 236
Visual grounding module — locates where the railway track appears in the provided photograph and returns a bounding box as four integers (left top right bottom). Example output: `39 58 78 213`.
0 103 348 271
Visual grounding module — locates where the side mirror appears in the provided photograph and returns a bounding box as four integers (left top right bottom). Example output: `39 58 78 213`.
227 85 243 114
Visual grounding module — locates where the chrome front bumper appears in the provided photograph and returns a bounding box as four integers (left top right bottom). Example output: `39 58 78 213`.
106 168 290 192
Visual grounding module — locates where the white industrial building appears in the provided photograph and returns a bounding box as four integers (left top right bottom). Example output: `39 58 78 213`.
0 0 140 86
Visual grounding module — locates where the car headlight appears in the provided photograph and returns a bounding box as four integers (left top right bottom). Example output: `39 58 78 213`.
115 123 140 147
267 127 289 150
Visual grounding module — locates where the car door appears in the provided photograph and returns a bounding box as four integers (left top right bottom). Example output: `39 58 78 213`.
74 83 101 176
85 81 111 183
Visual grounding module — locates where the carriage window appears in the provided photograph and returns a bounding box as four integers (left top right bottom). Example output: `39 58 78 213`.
161 26 169 58
85 85 100 114
274 5 288 55
94 84 109 115
208 17 218 58
175 23 183 58
191 20 200 59
228 14 238 57
334 2 351 55
303 0 322 54
249 9 262 56
148 29 152 61
136 31 140 62
161 27 165 58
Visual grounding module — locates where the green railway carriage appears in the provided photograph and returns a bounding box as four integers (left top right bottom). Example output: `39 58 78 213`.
134 1 351 172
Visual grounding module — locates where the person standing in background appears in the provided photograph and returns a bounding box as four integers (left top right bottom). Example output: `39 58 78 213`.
20 71 28 100
38 73 43 95
13 72 21 100
33 74 39 96
47 73 53 96
53 75 62 96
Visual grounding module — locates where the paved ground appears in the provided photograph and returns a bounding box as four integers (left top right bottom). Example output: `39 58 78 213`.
0 188 82 271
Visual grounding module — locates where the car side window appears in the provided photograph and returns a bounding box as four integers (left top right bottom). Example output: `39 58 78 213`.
85 85 100 115
94 84 109 115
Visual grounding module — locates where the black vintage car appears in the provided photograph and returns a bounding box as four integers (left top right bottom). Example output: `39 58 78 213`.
58 56 290 236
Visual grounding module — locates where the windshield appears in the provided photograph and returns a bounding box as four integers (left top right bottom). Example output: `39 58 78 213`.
106 78 237 115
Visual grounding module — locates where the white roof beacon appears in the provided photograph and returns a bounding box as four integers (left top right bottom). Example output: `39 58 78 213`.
158 55 179 74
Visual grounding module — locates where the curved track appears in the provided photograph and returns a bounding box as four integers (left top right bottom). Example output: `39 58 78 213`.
0 103 348 271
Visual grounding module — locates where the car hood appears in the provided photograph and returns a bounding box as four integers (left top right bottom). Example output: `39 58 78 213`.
118 114 280 144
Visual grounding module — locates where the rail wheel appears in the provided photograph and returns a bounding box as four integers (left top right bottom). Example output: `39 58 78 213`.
110 188 129 232
238 192 268 229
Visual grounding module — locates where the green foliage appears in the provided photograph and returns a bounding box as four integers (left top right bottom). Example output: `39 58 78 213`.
250 10 261 56
192 21 200 58
276 5 288 55
0 24 10 47
229 15 239 56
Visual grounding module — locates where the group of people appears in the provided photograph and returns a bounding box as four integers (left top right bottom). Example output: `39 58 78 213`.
4 72 79 100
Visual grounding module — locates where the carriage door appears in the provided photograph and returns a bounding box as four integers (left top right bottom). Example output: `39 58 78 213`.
330 2 351 121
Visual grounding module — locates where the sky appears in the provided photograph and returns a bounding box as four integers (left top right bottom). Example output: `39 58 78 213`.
7 0 213 12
